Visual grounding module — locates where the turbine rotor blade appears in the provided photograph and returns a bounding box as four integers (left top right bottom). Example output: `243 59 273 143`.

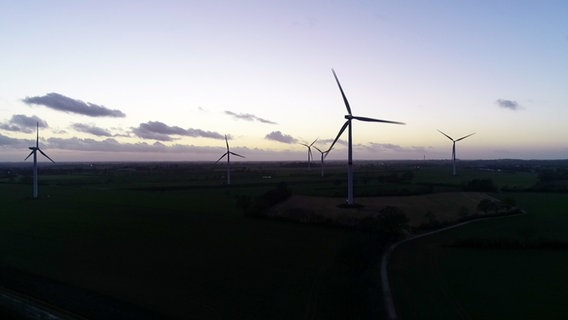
36 122 39 148
352 116 405 125
215 152 228 163
38 149 55 163
455 132 476 142
225 135 229 151
309 138 318 146
437 129 454 141
332 69 352 115
25 150 34 160
327 120 349 154
229 152 245 158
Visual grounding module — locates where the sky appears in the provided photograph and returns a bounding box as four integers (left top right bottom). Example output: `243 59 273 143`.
1 0 567 162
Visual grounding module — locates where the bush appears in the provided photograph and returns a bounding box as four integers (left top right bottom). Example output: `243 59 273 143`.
477 198 496 214
242 182 291 217
465 179 497 192
359 206 408 239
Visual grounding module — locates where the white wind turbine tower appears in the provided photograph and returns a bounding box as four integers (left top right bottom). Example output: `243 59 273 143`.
437 130 475 176
313 146 328 177
25 122 55 199
328 69 405 206
300 138 318 169
215 135 245 185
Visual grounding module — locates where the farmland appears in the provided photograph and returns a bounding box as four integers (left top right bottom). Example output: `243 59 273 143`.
0 161 390 319
0 159 566 319
387 164 568 319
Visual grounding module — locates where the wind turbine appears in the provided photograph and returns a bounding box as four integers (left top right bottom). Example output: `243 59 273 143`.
300 138 318 169
215 135 245 185
24 122 55 199
313 146 328 177
327 69 405 206
437 130 475 176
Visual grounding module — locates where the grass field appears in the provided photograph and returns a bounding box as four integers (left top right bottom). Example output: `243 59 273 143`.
0 163 389 319
389 192 568 319
0 159 565 319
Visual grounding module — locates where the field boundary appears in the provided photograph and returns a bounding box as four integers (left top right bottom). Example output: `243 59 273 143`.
380 211 526 320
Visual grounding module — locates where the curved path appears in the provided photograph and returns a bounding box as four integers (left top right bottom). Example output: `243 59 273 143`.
0 285 86 320
381 212 525 320
0 266 166 320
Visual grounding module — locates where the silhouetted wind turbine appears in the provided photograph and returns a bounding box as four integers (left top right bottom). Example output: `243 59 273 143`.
437 130 475 176
24 122 54 199
313 146 328 177
328 69 405 206
215 135 245 185
300 138 318 169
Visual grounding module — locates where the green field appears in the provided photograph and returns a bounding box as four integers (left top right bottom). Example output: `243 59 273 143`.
1 159 566 319
0 162 389 319
389 192 568 319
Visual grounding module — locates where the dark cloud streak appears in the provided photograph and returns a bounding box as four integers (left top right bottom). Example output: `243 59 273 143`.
265 131 297 144
45 137 222 154
23 93 126 117
496 99 521 110
72 123 113 137
225 111 277 124
132 121 225 141
0 114 47 133
366 142 426 153
0 132 30 147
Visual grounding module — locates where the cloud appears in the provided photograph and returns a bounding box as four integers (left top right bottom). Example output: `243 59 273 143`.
47 137 158 152
185 128 226 139
132 121 225 141
366 142 405 152
22 93 126 117
45 136 222 154
318 138 347 147
0 132 30 147
132 122 179 141
225 111 277 124
71 123 113 137
496 99 521 110
366 142 427 153
265 131 297 144
0 114 47 133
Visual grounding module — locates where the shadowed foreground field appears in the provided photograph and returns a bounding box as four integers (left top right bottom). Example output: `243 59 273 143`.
0 175 386 319
1 160 565 319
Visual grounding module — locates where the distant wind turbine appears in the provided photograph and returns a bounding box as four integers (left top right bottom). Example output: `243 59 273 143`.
24 122 55 199
300 138 318 169
313 146 328 177
437 130 475 176
215 135 245 185
327 69 405 206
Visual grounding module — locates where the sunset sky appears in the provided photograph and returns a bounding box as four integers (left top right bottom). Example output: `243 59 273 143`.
1 0 567 162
